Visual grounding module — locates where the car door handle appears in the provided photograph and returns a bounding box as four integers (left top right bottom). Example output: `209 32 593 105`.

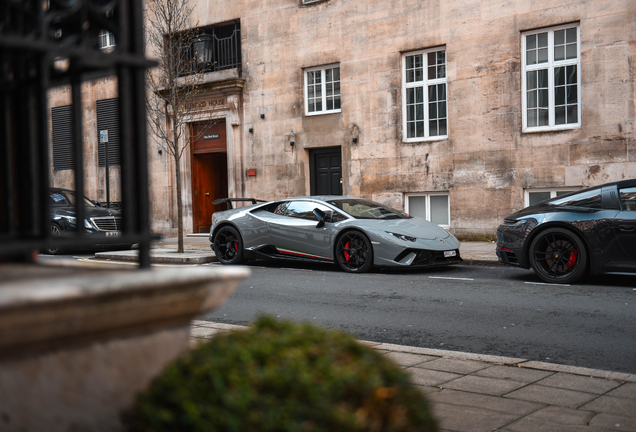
618 225 634 231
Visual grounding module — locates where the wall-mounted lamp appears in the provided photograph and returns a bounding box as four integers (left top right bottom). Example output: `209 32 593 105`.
249 127 253 134
351 124 360 144
260 114 265 119
289 130 296 147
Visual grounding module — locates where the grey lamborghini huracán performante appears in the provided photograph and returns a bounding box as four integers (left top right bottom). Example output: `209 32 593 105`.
210 196 462 273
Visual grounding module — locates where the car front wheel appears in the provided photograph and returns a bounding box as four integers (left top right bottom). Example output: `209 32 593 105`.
529 228 587 284
213 226 246 265
336 231 373 273
46 224 63 255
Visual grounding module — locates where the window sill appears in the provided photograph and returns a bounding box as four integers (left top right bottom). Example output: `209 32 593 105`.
522 124 581 134
304 110 342 117
402 136 449 144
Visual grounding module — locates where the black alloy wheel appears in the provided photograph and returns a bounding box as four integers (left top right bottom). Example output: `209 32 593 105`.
529 227 587 284
336 231 373 273
213 226 245 265
47 224 63 255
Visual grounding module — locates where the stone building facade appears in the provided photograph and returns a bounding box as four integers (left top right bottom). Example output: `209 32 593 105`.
49 0 636 238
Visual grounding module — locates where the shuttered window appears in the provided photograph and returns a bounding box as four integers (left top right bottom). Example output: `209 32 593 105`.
51 105 74 170
96 98 121 166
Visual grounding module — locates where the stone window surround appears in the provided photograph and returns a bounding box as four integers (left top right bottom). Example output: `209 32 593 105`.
524 187 581 207
401 46 448 143
304 63 341 116
404 192 450 228
521 23 581 133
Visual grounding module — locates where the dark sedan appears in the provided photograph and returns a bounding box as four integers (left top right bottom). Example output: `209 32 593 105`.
47 188 131 254
496 179 636 284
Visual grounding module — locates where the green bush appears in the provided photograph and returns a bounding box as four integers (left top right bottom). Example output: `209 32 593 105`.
123 316 438 432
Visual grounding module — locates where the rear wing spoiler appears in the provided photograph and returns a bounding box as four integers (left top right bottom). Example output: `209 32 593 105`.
212 198 266 210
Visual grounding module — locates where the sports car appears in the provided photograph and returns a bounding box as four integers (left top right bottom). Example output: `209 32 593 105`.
209 196 462 272
496 179 636 284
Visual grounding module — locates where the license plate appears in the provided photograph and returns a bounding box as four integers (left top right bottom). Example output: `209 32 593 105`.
444 250 456 258
106 231 122 237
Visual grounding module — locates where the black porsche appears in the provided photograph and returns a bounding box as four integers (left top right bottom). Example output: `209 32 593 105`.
496 179 636 284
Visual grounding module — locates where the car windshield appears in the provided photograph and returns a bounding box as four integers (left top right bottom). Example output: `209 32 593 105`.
50 190 97 208
327 199 411 220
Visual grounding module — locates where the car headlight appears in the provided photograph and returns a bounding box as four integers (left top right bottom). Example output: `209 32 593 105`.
84 219 94 229
387 232 417 242
60 215 77 225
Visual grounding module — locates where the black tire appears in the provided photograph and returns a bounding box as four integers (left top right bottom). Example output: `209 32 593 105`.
529 227 587 284
46 224 63 255
213 226 246 265
335 231 374 273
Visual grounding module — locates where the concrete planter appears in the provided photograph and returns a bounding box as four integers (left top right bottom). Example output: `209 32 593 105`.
0 261 249 432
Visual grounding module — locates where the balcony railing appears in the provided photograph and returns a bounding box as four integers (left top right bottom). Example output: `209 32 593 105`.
178 26 242 77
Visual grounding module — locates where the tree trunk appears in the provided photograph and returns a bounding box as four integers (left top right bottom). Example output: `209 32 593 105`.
173 120 184 253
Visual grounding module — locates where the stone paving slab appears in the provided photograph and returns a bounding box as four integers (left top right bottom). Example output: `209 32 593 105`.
189 321 636 432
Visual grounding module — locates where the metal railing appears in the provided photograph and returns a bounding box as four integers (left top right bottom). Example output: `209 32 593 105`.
0 0 156 267
179 28 242 76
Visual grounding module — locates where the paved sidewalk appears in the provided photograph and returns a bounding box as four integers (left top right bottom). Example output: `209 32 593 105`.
95 234 501 266
191 321 636 432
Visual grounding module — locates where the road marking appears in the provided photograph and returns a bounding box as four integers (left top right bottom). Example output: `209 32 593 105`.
525 281 570 287
429 276 474 281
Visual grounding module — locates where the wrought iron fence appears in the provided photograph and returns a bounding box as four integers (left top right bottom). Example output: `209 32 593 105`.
0 0 156 267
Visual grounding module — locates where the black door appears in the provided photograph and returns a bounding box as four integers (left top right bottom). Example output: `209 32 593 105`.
310 147 342 196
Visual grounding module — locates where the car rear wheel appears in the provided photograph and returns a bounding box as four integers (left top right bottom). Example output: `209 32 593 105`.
213 226 246 265
47 224 63 255
336 231 373 273
529 228 587 284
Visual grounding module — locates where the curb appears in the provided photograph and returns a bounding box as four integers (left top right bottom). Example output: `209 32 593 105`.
191 321 636 383
459 258 505 267
95 249 217 264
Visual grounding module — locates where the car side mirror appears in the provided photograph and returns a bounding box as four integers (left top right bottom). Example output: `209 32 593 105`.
313 208 326 228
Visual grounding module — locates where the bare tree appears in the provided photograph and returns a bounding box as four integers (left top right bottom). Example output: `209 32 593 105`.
145 0 214 252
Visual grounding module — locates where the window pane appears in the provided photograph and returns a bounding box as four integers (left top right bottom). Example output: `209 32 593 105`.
408 196 427 219
428 66 436 79
527 109 537 127
538 69 548 87
538 89 548 108
307 71 315 85
555 30 565 45
326 69 332 81
555 106 566 125
327 99 333 110
416 87 423 103
567 65 577 84
438 84 446 100
416 103 423 120
430 195 449 225
416 121 424 137
538 32 548 48
566 85 577 104
308 87 315 99
439 118 447 135
429 120 438 136
567 105 577 123
538 108 549 126
407 105 415 121
406 56 414 69
555 87 565 106
551 189 601 208
326 83 333 96
538 47 548 63
334 96 341 110
526 50 536 66
428 85 437 102
407 70 414 83
529 192 551 206
566 43 577 59
333 67 340 81
439 101 447 118
619 187 636 211
308 100 315 112
427 52 436 67
527 34 537 49
566 28 577 43
315 85 322 97
527 90 537 108
554 45 565 61
527 71 537 89
554 67 564 86
429 102 437 119
437 65 446 78
316 100 322 111
407 122 415 138
415 69 423 81
407 88 415 104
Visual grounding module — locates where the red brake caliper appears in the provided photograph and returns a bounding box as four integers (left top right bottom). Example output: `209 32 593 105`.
234 241 238 251
344 241 350 261
567 249 578 269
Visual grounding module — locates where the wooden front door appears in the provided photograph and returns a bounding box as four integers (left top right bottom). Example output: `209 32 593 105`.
310 147 342 195
191 120 228 233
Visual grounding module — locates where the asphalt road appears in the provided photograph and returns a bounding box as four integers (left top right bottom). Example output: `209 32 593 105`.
201 260 636 375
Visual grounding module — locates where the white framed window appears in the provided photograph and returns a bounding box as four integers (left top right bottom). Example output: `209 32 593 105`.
524 187 581 207
405 193 450 228
522 24 580 132
304 64 341 116
402 47 447 142
99 29 116 49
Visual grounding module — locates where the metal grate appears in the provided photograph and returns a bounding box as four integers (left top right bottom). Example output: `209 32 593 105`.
91 217 123 231
96 98 121 167
0 0 157 267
